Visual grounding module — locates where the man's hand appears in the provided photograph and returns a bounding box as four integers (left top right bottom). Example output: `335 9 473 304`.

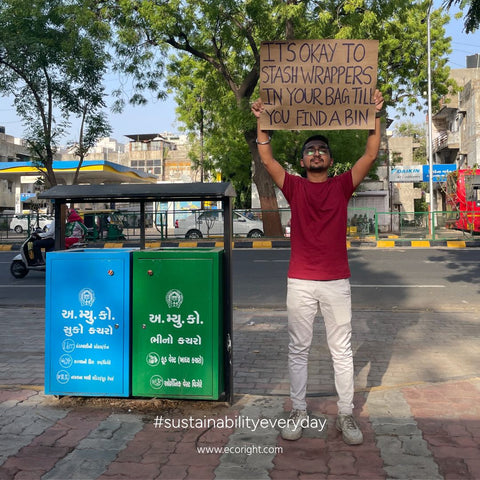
374 89 384 113
251 99 265 119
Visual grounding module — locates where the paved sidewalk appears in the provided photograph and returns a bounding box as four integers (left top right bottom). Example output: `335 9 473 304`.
1 306 479 479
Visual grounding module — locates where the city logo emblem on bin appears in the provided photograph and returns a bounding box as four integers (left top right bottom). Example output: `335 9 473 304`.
166 289 183 308
146 352 161 367
56 370 70 385
59 354 73 369
150 375 164 389
79 288 95 307
62 338 76 353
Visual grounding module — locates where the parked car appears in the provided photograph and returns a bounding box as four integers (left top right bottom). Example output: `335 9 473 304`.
10 214 53 234
174 210 264 239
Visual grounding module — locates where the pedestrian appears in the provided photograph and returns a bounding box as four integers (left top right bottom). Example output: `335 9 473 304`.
251 89 384 445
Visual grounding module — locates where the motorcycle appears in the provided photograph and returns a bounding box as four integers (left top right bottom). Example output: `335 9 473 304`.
10 229 86 279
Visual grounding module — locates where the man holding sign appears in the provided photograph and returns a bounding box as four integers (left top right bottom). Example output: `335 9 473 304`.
251 87 384 445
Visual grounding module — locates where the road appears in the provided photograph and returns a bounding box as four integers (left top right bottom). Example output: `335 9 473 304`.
0 251 46 306
234 248 480 310
232 248 480 311
1 248 479 310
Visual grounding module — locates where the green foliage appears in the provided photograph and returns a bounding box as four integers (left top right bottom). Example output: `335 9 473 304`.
443 0 480 32
0 0 111 185
393 121 425 139
0 0 459 197
414 195 429 212
107 0 455 200
165 54 253 202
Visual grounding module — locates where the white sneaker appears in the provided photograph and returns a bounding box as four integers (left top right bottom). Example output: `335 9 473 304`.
281 409 308 441
336 414 363 445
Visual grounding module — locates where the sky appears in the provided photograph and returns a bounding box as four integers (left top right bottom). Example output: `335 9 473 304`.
1 1 480 145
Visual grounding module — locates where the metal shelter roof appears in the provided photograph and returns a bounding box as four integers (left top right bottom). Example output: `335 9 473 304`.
38 182 236 203
38 182 236 254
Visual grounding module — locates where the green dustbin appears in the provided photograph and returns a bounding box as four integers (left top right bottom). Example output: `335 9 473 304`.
131 248 224 399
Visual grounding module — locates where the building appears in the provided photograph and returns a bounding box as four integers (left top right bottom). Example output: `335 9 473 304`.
57 133 196 183
124 132 195 183
387 135 424 218
345 124 391 232
431 54 480 210
0 160 157 213
432 55 480 169
0 129 198 214
124 133 171 179
0 128 160 212
0 127 34 212
58 137 129 169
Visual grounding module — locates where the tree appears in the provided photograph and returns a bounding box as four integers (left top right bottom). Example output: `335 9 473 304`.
443 0 480 32
107 0 454 235
107 0 291 235
166 56 254 205
68 106 112 186
0 0 111 186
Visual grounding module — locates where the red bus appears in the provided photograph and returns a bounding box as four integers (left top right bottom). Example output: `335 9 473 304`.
446 168 480 233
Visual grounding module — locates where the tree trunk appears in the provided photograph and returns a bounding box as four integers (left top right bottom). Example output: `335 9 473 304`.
245 129 284 237
45 156 57 187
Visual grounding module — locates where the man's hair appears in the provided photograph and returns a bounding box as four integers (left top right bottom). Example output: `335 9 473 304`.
301 134 330 154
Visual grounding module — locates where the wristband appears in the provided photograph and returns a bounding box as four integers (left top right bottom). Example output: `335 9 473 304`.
256 136 271 145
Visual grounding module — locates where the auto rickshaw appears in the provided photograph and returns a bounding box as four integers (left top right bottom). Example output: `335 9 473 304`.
78 210 125 241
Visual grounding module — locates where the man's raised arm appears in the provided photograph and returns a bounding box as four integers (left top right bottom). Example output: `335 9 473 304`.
251 99 286 189
351 89 384 188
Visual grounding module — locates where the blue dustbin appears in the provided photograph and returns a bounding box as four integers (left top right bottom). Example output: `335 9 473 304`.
45 249 131 397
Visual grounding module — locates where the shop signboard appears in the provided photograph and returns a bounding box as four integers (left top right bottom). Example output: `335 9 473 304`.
422 164 456 182
390 164 456 183
390 166 423 182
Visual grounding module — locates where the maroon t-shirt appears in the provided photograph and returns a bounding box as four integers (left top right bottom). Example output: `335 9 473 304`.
281 171 355 280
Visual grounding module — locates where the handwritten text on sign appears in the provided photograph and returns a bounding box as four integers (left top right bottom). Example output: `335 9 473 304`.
259 39 379 130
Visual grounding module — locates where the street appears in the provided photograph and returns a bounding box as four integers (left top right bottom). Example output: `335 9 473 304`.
233 247 480 311
0 251 45 306
1 247 479 310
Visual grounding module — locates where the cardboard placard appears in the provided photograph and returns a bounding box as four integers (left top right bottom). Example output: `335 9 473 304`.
259 39 379 130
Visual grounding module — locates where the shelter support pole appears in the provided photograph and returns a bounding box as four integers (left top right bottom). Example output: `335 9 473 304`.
139 201 146 250
223 196 233 403
53 201 65 251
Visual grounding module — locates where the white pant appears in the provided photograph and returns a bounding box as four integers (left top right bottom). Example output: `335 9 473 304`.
286 278 354 414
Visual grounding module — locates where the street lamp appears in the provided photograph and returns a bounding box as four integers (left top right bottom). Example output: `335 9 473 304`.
426 1 435 235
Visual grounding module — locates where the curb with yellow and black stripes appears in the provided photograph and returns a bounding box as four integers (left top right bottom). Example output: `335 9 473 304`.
2 238 479 250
